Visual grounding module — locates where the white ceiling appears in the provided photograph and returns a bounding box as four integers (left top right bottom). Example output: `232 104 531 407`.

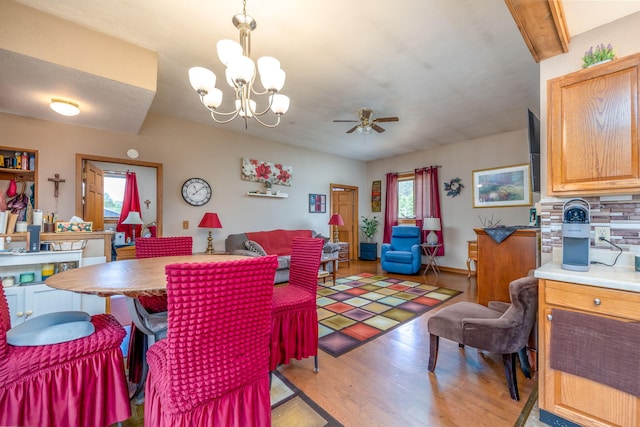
3 0 640 161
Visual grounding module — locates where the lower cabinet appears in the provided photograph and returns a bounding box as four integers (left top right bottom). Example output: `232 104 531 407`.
359 242 377 260
539 279 640 426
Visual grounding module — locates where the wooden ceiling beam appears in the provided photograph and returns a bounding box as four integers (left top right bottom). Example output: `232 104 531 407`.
504 0 570 63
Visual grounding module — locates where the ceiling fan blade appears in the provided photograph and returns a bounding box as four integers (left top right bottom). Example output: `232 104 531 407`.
375 116 399 122
333 119 359 123
346 125 359 134
372 124 386 133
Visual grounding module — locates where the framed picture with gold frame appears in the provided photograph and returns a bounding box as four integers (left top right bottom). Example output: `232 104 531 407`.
472 164 532 208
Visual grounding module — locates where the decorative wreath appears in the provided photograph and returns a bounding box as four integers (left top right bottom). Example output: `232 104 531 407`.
444 177 464 197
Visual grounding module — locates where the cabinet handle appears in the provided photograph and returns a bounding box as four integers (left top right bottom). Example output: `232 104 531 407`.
594 298 601 306
547 314 552 321
17 311 24 317
25 310 33 317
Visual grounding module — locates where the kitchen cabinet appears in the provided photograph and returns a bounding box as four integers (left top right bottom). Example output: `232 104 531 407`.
537 276 640 427
547 52 640 196
1 250 105 326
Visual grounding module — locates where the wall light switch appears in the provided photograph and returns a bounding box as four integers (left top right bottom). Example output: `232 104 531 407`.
183 220 189 229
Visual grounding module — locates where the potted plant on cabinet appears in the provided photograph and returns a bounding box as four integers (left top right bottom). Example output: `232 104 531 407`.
359 215 379 260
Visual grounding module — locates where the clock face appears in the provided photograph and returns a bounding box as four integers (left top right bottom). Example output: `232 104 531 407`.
181 178 212 206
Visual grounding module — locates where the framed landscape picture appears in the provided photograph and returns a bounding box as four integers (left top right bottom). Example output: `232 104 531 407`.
309 193 326 213
472 164 532 208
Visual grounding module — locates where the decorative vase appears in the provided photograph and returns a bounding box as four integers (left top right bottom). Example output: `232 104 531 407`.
587 59 612 68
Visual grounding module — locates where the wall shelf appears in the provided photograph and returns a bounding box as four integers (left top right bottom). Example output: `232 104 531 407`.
246 192 288 198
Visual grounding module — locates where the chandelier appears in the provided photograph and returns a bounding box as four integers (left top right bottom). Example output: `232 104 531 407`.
188 0 290 128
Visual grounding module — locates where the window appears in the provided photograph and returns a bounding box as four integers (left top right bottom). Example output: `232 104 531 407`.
398 173 415 223
104 173 125 223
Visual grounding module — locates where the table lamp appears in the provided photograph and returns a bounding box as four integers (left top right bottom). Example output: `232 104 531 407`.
328 214 344 243
423 217 441 245
198 212 222 254
122 211 144 242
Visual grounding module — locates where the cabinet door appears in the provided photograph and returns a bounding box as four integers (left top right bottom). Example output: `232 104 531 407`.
3 287 25 326
548 53 640 195
24 285 81 321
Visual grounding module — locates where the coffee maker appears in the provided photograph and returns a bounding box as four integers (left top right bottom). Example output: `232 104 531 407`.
562 198 590 271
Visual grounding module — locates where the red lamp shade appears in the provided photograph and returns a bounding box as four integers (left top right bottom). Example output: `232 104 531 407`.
198 212 222 228
328 214 344 226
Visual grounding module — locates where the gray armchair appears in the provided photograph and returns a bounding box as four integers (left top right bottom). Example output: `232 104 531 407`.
426 275 538 400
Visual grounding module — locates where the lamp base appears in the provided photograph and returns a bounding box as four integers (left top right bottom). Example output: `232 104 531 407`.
205 230 215 254
426 231 439 245
333 228 340 244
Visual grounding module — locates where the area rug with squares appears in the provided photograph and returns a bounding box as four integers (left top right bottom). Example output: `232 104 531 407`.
317 273 462 357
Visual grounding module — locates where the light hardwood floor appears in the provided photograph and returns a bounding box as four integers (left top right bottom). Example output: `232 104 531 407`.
121 260 536 427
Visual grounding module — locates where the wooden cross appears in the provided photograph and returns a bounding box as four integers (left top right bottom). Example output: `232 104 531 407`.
144 199 151 209
48 173 66 198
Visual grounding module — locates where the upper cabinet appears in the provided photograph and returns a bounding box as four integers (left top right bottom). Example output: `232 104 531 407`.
547 52 640 196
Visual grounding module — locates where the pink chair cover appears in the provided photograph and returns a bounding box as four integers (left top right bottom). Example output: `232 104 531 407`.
0 287 131 427
127 236 193 383
270 237 324 370
144 256 278 427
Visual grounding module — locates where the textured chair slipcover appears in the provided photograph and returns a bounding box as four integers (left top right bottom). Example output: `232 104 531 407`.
380 226 422 274
0 286 131 427
127 236 193 383
144 256 278 427
427 275 538 400
270 237 324 371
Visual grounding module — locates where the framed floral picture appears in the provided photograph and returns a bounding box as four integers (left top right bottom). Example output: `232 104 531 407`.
309 194 326 213
241 157 293 186
472 164 532 208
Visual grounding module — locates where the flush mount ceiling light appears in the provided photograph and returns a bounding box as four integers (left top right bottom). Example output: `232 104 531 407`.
188 0 290 129
50 99 80 116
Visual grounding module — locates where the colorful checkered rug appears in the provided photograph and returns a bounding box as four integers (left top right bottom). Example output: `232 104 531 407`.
317 273 462 357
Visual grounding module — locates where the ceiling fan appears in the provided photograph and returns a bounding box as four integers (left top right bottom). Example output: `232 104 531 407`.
333 108 399 134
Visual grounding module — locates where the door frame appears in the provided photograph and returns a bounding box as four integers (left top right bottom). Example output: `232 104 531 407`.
75 154 163 235
330 183 359 261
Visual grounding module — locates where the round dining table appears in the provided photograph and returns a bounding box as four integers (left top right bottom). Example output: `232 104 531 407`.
44 254 248 297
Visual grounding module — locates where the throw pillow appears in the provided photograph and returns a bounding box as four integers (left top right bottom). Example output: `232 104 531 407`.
245 240 267 256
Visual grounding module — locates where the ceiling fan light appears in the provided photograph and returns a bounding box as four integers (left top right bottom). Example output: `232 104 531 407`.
50 99 80 116
188 67 216 93
364 125 372 135
356 125 363 134
203 88 223 109
217 39 243 66
270 94 290 115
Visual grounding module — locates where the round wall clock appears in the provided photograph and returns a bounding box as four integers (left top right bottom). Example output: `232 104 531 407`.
181 178 212 206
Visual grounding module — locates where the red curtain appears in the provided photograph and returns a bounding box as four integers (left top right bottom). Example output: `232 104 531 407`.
415 168 427 243
426 166 444 256
116 172 142 241
383 172 398 243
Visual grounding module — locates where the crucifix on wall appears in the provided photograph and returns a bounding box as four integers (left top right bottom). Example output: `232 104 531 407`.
48 173 66 198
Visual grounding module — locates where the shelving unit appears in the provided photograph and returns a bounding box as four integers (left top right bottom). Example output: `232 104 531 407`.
246 192 288 198
1 250 105 326
0 146 38 212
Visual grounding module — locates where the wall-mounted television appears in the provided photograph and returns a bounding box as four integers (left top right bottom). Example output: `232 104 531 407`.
528 109 541 193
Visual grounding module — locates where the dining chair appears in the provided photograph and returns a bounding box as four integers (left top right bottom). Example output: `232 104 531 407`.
0 286 131 427
144 256 278 427
270 237 324 371
127 236 192 385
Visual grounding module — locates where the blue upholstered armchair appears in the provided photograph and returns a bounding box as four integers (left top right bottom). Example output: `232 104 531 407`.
380 226 422 274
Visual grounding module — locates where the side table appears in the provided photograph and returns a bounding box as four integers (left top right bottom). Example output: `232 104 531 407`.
337 242 350 266
467 240 478 278
421 243 442 277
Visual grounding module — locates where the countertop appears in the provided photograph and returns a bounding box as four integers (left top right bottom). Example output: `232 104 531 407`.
535 260 640 293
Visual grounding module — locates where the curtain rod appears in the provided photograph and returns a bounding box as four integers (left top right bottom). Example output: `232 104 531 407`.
396 165 441 175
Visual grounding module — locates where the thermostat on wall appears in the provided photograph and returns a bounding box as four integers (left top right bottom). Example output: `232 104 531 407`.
114 232 126 246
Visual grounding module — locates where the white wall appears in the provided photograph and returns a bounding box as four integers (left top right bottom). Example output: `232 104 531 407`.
366 128 537 270
1 112 367 252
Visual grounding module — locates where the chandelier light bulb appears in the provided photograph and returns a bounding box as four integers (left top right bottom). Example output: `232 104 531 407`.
203 89 223 109
50 99 80 116
270 94 290 115
188 67 216 94
217 39 243 66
